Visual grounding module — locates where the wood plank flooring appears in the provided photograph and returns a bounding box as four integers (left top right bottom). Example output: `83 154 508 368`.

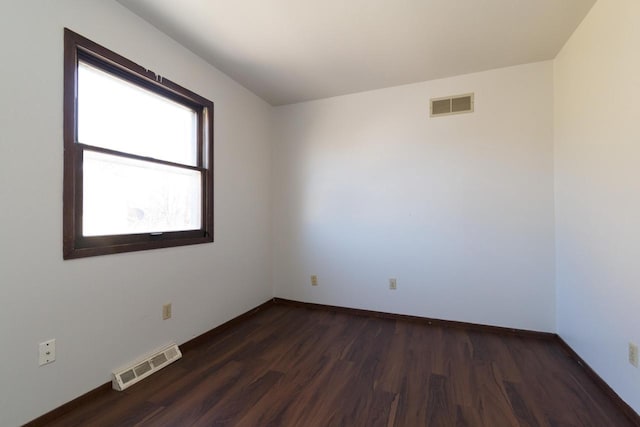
41 304 635 426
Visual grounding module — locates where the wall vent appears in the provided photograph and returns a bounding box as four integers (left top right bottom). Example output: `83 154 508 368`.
430 93 474 117
112 343 182 391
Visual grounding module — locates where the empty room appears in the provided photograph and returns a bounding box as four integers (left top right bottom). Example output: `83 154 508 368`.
1 0 639 425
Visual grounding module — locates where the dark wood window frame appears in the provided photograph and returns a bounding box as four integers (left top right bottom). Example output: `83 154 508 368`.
63 28 214 259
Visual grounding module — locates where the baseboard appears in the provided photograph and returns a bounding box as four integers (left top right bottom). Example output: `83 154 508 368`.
23 298 275 427
273 298 640 426
25 297 639 427
180 299 275 353
23 382 112 427
556 337 640 426
273 297 556 340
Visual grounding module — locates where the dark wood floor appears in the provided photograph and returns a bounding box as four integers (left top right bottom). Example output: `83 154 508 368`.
41 304 634 427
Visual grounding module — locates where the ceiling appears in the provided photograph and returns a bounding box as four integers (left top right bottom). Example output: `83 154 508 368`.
117 0 596 106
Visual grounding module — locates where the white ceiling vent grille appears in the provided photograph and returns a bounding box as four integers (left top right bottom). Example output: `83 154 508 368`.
112 343 182 391
430 93 474 117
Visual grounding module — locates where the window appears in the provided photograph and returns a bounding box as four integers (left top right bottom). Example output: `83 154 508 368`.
63 29 213 259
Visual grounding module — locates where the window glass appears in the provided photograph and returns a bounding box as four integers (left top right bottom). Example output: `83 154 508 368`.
82 151 202 236
63 28 213 259
78 62 198 166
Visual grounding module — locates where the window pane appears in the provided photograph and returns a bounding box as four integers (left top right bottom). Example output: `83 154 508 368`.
83 151 202 236
78 62 198 166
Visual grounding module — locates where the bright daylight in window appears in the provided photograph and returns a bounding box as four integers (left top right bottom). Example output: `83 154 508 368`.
78 63 201 236
63 29 213 259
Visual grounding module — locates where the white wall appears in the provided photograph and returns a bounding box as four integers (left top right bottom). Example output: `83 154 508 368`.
554 0 640 413
5 0 637 423
272 61 556 332
0 1 272 425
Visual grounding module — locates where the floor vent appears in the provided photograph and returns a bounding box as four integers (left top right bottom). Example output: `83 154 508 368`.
430 93 474 117
112 343 182 391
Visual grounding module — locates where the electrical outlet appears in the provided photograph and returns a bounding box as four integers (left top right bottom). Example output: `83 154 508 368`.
163 303 172 320
629 342 638 367
389 278 397 290
39 339 56 366
311 275 318 286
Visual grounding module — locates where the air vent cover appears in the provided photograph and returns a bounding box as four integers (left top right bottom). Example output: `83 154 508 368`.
112 343 182 391
430 93 474 117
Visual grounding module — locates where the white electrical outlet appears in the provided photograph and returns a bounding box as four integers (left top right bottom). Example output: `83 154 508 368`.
629 342 638 367
311 275 318 286
39 339 56 366
389 278 397 290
